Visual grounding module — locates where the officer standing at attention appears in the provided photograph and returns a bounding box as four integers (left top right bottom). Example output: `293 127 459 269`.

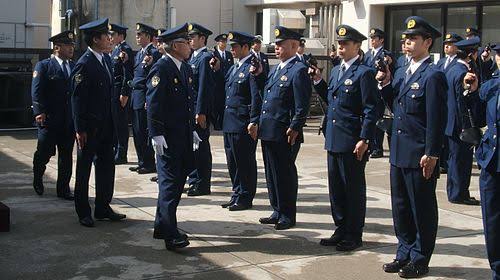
466 43 500 280
218 31 262 211
395 34 411 71
436 33 462 73
109 23 134 165
71 18 126 227
443 37 481 205
147 23 197 250
186 23 216 196
213 33 234 131
129 23 160 175
376 16 447 278
296 38 307 62
251 35 270 78
257 26 312 230
364 28 393 159
31 31 76 200
312 25 378 251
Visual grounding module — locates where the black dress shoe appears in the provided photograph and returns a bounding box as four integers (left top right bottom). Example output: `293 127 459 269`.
370 150 384 158
221 199 236 208
33 180 44 195
259 216 279 224
274 220 295 230
398 262 429 278
79 216 95 227
319 233 344 246
129 166 140 172
150 176 158 182
187 186 211 196
383 259 409 273
336 239 362 251
137 167 156 174
462 197 480 205
164 237 190 250
439 167 448 174
228 203 252 211
95 210 126 221
58 192 75 201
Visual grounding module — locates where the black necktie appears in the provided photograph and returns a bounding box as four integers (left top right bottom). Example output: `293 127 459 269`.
62 60 69 79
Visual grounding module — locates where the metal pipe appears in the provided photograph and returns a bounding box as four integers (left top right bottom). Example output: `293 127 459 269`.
318 6 323 37
95 0 99 20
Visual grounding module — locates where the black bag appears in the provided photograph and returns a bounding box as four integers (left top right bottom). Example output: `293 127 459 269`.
459 127 482 146
376 116 393 133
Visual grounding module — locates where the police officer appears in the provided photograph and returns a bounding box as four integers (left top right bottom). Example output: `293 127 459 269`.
377 16 447 278
465 27 495 83
213 33 235 131
364 28 394 159
129 23 160 174
109 23 133 164
252 35 270 78
443 37 481 205
31 31 75 200
296 38 307 62
71 18 126 227
395 34 411 71
147 23 197 250
312 25 378 251
329 43 342 67
436 33 462 73
467 43 500 280
218 31 262 211
186 23 216 196
257 26 312 230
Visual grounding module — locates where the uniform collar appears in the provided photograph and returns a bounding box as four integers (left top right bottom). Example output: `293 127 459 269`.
165 53 182 71
446 54 457 60
372 46 383 55
237 53 252 68
409 55 430 74
141 42 153 53
88 46 104 64
341 55 360 71
193 46 207 58
278 55 297 69
53 55 65 67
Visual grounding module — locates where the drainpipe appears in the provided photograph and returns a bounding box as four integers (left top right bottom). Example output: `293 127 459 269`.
318 6 323 37
95 0 99 20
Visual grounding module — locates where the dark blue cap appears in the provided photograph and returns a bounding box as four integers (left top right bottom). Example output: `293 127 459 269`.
369 28 385 38
187 23 213 37
443 32 463 44
214 34 228 42
156 28 166 38
403 16 441 38
49 31 75 44
79 18 111 34
336 25 367 42
492 43 500 53
455 37 481 50
274 26 302 43
465 27 480 37
110 23 128 34
158 23 190 42
135 23 156 36
227 31 254 45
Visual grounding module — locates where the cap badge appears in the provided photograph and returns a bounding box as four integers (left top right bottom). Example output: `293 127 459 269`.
74 73 83 84
228 33 233 40
136 24 140 31
370 29 375 35
338 28 346 36
446 34 451 39
108 24 112 31
274 29 280 37
466 28 471 33
68 33 74 39
188 24 193 31
407 19 416 29
158 30 162 36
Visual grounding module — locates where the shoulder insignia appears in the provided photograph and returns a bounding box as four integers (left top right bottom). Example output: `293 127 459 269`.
152 75 160 87
33 71 38 78
344 79 352 86
280 75 287 82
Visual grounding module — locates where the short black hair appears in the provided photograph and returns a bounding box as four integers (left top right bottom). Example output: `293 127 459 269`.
83 32 106 48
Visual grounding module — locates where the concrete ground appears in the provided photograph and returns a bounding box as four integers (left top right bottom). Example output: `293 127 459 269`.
0 124 492 280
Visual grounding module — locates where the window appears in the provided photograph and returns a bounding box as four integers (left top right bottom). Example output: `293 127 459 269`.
447 5 477 39
481 5 500 45
415 7 443 58
387 8 412 56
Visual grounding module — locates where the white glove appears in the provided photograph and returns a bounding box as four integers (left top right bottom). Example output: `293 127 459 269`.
193 131 202 151
151 135 168 156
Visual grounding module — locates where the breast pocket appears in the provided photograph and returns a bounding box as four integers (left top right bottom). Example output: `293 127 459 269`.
338 85 358 107
405 90 425 114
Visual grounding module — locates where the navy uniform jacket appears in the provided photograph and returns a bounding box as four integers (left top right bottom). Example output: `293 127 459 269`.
32 57 75 128
71 49 114 133
146 56 195 138
189 48 216 115
253 51 270 78
474 71 500 171
380 58 448 168
315 59 378 152
259 57 312 142
130 43 161 110
396 54 410 71
364 48 395 73
110 41 134 97
214 48 234 75
435 56 458 74
444 62 476 137
223 57 262 134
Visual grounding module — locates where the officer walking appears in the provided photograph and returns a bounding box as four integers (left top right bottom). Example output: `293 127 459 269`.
443 37 481 205
109 23 134 165
312 25 378 251
31 31 76 200
213 33 234 131
147 23 198 250
364 28 394 159
129 23 160 175
257 26 312 230
252 35 270 78
464 43 500 280
186 23 216 196
376 16 447 278
71 18 126 227
218 31 262 211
